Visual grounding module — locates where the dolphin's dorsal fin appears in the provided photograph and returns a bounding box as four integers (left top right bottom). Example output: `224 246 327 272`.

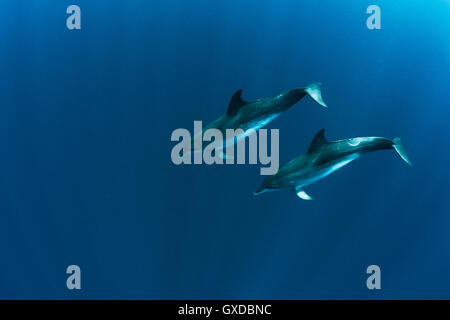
227 89 248 116
307 129 330 153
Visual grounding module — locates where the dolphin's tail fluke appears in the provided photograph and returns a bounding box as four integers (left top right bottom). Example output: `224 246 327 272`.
304 83 327 108
392 138 412 166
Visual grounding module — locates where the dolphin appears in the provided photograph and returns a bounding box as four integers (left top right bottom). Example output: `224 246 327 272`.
254 129 412 200
185 83 327 157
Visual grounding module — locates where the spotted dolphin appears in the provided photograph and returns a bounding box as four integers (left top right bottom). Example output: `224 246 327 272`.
254 129 412 199
185 83 327 157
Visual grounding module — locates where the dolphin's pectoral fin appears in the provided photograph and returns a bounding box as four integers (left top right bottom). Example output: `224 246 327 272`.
295 188 314 200
219 151 234 160
227 89 250 116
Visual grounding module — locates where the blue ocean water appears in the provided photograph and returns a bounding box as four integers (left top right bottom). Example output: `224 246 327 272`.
0 0 449 299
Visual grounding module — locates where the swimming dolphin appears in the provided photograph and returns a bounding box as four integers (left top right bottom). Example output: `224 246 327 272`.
185 83 327 157
254 129 412 200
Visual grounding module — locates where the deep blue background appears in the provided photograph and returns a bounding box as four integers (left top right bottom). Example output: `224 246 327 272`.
0 0 449 299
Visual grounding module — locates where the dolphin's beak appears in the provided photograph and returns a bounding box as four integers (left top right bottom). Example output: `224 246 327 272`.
254 187 265 196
